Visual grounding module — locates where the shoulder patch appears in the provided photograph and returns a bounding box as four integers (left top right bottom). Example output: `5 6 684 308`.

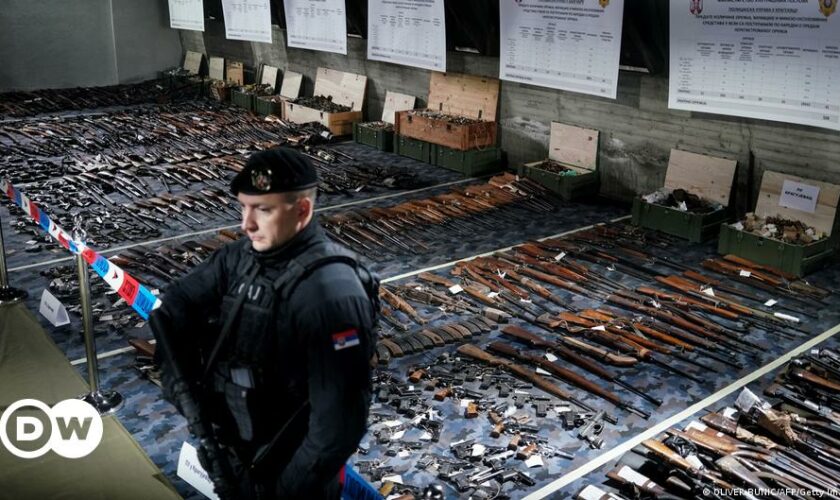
332 328 360 351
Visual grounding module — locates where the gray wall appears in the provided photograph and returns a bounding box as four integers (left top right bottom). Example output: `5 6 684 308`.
183 24 840 206
112 0 183 84
0 0 182 91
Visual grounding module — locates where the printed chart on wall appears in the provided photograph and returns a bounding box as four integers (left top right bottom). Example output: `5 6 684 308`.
669 0 840 131
367 0 446 71
222 0 272 43
285 0 348 55
168 0 204 31
499 0 626 99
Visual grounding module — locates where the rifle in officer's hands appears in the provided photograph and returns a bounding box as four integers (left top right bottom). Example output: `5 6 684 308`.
151 313 238 499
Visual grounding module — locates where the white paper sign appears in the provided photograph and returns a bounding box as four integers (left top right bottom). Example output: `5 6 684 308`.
177 442 220 500
499 0 626 99
448 284 463 295
779 180 820 214
222 0 272 43
669 0 840 131
39 289 70 327
285 0 348 54
367 0 446 71
764 299 778 307
168 0 205 31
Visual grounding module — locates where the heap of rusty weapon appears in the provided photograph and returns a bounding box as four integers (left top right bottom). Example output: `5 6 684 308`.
577 350 840 500
0 102 327 160
290 95 352 113
0 77 202 118
407 110 487 126
321 173 558 260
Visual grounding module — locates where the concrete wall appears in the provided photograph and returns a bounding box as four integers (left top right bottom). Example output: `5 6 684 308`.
112 0 183 84
0 0 118 90
182 25 839 207
0 0 182 90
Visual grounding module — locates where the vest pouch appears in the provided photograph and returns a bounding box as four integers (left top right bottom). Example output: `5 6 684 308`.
223 365 258 443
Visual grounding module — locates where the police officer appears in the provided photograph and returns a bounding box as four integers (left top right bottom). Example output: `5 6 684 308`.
150 147 379 499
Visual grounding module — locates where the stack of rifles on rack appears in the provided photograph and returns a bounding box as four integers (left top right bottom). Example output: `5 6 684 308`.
579 349 840 500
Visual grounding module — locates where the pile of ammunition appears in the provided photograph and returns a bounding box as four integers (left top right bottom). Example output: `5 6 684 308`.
359 120 394 132
408 110 484 126
735 213 824 244
291 95 351 113
236 83 274 96
532 159 578 176
643 187 722 214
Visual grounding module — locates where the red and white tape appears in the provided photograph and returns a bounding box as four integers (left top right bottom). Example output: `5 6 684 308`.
1 178 161 319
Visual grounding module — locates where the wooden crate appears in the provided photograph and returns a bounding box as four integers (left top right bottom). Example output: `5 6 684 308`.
284 67 366 136
394 72 499 151
519 122 600 201
718 171 840 276
633 149 738 242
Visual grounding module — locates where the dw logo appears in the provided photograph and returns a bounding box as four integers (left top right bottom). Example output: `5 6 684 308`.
0 399 103 459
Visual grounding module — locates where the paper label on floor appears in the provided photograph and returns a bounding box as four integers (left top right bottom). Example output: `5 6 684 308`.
739 270 751 277
177 442 219 500
579 485 608 500
381 474 403 484
685 421 708 432
448 284 463 294
525 455 544 468
545 353 558 362
39 289 70 327
554 252 566 261
701 286 715 297
616 465 648 485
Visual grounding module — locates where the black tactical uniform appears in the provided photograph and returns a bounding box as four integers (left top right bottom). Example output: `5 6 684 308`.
151 148 379 499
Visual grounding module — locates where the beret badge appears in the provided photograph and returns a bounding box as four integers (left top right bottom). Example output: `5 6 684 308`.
251 167 273 192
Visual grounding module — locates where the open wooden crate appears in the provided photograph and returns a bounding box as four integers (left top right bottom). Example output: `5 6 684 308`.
632 149 737 243
518 122 600 201
284 67 366 136
718 171 839 276
395 72 499 151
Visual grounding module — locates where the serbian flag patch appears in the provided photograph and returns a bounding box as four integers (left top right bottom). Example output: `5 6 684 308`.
332 328 360 351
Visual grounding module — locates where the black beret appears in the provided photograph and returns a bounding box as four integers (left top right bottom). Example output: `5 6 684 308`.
230 147 318 195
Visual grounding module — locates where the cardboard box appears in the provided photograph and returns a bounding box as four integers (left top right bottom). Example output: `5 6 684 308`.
718 171 839 277
518 122 599 201
632 149 737 243
395 72 499 151
284 67 366 136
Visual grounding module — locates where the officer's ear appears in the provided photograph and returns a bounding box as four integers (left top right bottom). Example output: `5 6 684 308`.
295 195 313 220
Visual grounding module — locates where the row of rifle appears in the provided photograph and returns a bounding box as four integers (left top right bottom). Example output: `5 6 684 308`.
372 223 831 427
322 173 558 260
0 77 202 119
0 102 323 163
578 349 840 499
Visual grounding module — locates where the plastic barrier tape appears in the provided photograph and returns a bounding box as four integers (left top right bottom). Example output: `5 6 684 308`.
0 179 162 319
